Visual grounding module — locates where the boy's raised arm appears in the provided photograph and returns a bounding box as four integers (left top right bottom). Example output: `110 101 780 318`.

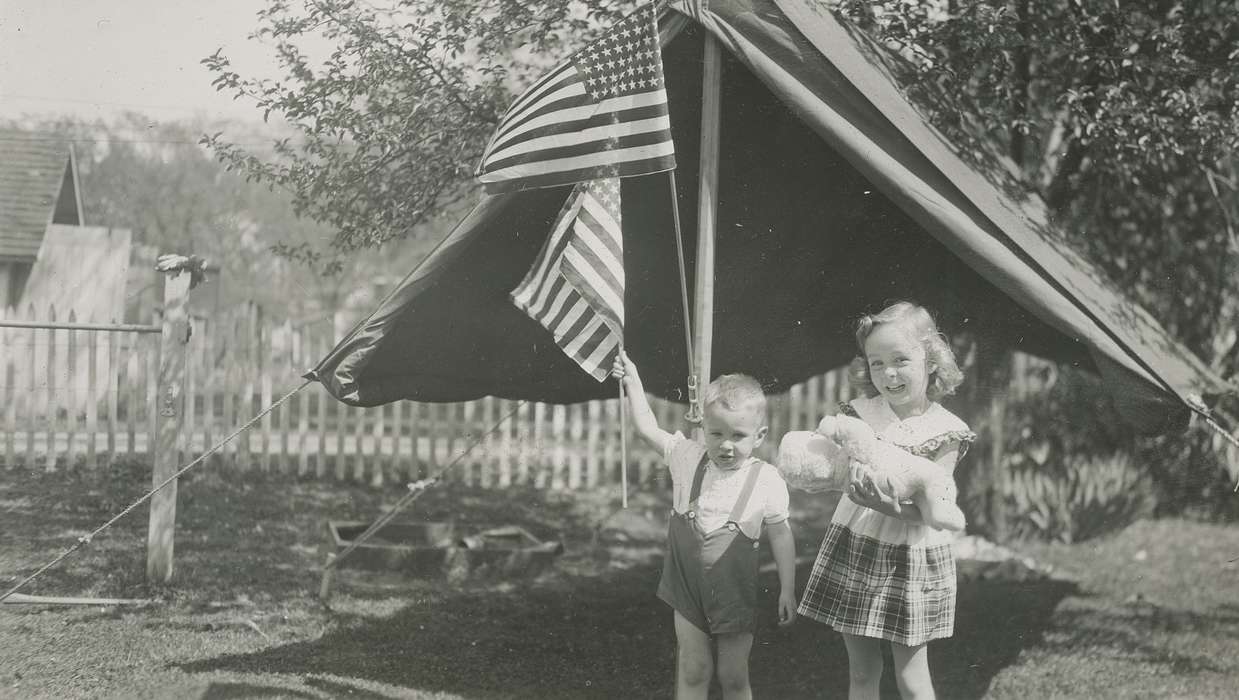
611 352 674 452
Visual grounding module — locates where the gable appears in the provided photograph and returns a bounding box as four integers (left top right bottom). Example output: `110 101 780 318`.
0 130 79 263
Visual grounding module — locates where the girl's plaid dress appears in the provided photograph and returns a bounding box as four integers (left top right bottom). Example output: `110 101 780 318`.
798 396 975 646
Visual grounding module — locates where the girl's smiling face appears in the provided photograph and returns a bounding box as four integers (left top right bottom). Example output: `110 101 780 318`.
863 322 933 419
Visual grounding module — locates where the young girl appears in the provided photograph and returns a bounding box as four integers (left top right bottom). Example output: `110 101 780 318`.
798 301 975 700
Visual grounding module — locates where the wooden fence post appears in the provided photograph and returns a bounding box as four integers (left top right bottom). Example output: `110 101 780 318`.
146 255 203 584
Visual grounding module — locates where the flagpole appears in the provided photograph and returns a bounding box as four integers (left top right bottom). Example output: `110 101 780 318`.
619 345 630 509
691 34 724 437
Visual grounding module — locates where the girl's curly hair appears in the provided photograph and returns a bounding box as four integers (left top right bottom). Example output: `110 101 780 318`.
847 301 964 401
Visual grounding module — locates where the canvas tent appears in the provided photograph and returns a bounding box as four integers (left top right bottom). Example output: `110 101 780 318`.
311 0 1231 435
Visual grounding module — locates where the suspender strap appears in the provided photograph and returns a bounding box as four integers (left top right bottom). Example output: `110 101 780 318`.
726 461 765 524
685 455 764 524
686 453 711 507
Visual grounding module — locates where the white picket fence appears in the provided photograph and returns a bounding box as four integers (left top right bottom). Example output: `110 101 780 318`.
0 301 862 489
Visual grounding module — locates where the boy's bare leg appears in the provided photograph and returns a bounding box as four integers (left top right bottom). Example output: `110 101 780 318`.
714 631 754 700
674 611 713 700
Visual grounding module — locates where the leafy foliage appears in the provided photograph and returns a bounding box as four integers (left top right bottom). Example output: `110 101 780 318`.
998 452 1154 543
202 0 635 259
831 0 1239 375
967 358 1239 533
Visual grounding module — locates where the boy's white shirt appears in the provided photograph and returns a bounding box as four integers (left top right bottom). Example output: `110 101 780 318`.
662 432 790 541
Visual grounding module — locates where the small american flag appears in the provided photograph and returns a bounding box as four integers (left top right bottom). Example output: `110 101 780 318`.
511 176 624 381
477 4 675 193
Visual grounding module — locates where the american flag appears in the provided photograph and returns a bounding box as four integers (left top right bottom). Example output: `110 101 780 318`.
511 176 624 381
476 4 675 193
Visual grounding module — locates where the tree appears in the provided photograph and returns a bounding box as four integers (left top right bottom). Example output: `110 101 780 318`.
202 0 634 266
831 0 1239 374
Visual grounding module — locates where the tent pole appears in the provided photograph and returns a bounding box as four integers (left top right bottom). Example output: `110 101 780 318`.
691 34 723 433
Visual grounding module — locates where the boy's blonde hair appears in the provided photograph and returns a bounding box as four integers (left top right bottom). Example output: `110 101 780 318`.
848 301 965 401
703 373 768 421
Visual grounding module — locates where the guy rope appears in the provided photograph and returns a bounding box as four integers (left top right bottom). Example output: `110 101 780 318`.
0 382 531 605
317 399 528 599
0 380 312 604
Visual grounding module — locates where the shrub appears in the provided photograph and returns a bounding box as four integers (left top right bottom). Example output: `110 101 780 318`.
998 452 1154 543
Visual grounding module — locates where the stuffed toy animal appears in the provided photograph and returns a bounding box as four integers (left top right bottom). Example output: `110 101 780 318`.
777 414 966 531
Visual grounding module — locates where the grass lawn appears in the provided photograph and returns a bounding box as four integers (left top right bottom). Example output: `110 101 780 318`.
2 460 1238 699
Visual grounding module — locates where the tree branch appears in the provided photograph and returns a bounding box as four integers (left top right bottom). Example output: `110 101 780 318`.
310 0 499 125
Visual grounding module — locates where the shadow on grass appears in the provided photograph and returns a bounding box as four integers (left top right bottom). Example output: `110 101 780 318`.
181 564 677 699
932 579 1079 698
752 577 1081 699
1035 601 1239 675
180 559 1080 699
0 463 154 598
199 680 319 699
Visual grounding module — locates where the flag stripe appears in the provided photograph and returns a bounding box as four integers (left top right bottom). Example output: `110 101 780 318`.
480 141 675 187
488 107 671 169
563 267 622 334
489 78 590 150
566 249 623 309
497 62 581 129
581 331 620 375
565 230 622 294
484 155 676 194
478 3 674 193
488 95 670 159
563 251 622 327
563 232 623 316
510 176 625 382
526 272 571 325
511 197 580 308
570 202 623 279
516 262 565 318
562 309 606 358
483 117 673 174
553 297 591 343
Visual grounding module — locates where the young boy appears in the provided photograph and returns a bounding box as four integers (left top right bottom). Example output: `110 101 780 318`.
612 352 796 700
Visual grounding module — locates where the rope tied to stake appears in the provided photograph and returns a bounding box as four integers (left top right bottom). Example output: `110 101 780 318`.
1186 393 1239 492
323 401 526 572
1203 418 1239 492
0 380 311 604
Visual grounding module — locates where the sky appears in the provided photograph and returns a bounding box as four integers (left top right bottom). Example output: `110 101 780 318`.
0 0 309 130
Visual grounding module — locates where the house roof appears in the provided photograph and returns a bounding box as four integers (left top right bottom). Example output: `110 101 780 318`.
0 130 77 262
